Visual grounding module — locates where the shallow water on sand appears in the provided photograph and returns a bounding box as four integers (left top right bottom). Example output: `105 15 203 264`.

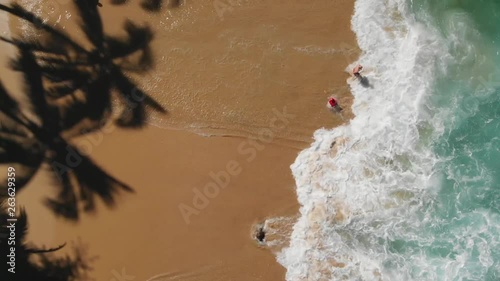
117 0 357 145
15 0 358 146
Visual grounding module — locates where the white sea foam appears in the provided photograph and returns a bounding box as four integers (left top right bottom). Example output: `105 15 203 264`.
278 0 452 280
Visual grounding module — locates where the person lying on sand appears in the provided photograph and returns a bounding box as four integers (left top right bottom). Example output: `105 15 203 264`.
352 64 363 79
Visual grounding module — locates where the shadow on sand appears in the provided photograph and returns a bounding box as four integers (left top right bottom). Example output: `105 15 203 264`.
0 1 172 279
359 76 374 88
0 0 169 221
109 0 182 11
0 206 95 280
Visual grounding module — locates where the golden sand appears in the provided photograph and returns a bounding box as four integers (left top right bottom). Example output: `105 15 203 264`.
8 0 359 280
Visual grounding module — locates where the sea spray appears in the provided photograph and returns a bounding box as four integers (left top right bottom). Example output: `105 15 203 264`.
279 0 500 280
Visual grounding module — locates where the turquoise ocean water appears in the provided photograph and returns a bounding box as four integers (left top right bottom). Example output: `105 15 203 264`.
280 0 500 280
406 0 500 279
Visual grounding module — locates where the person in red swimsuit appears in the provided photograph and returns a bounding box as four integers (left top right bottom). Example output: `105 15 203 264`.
328 97 337 108
327 97 342 112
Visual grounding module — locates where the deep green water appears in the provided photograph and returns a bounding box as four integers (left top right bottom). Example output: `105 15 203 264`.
403 0 500 279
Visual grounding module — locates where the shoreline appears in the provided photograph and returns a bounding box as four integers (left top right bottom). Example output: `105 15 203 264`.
6 0 360 280
19 125 302 280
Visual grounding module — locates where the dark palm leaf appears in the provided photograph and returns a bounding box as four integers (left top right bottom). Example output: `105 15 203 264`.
13 208 65 253
0 115 43 193
113 70 165 112
0 97 43 194
0 82 37 134
0 80 19 113
37 64 89 84
26 243 67 254
113 69 166 127
142 0 181 10
0 47 133 220
1 2 166 130
0 36 66 56
106 20 154 59
73 0 105 49
10 48 50 126
0 205 89 281
138 44 154 70
47 140 133 220
0 133 42 167
38 56 89 67
73 150 133 209
0 3 87 54
45 164 79 220
115 99 146 128
53 76 113 133
141 0 162 11
0 113 31 138
46 83 82 99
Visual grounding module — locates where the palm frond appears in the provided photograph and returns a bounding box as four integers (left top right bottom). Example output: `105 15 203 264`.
138 44 154 70
106 20 154 59
46 83 81 99
74 153 133 207
0 132 42 167
73 0 104 49
38 56 89 67
26 243 66 254
38 64 90 84
0 3 88 54
141 0 162 11
10 47 50 127
47 73 113 131
46 140 133 219
0 205 89 280
0 81 34 129
0 36 66 56
45 164 79 220
113 70 166 127
115 100 146 128
113 70 166 112
0 113 32 138
0 80 19 113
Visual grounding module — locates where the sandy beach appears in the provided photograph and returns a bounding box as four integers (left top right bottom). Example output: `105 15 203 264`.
8 0 359 280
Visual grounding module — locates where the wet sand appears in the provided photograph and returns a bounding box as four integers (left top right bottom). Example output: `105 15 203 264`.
16 0 358 144
8 0 359 280
20 127 301 280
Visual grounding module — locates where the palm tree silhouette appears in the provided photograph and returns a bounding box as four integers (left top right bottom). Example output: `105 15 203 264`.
110 0 181 11
0 47 132 220
0 1 166 131
0 204 92 280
